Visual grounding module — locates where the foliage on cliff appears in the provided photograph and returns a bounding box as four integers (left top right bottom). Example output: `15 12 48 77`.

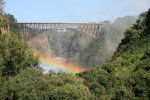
0 13 39 76
78 9 150 99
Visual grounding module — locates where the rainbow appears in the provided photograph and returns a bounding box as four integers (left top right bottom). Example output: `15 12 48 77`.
34 51 86 73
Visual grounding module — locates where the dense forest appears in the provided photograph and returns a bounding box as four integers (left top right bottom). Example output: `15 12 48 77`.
0 1 150 99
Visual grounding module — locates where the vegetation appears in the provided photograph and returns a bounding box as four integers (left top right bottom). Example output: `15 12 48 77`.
78 9 150 99
0 1 150 99
0 13 38 77
0 68 91 99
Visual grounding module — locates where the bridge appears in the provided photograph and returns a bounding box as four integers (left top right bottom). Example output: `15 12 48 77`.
18 22 103 38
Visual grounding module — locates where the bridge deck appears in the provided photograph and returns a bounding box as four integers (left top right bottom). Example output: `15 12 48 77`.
18 22 103 38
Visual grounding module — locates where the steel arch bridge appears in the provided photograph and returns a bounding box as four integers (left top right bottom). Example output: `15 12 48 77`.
18 22 103 38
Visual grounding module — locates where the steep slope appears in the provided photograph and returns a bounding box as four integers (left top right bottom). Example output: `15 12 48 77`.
24 28 93 72
27 31 52 57
78 9 150 99
48 28 93 63
110 13 150 74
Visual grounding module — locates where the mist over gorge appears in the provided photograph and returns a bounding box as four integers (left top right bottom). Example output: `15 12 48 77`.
23 16 137 70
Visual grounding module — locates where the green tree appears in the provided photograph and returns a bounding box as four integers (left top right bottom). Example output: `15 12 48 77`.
0 68 92 100
0 11 39 77
0 34 39 76
128 69 150 99
49 84 90 100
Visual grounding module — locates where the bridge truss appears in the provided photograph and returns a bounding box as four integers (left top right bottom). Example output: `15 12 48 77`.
18 23 103 38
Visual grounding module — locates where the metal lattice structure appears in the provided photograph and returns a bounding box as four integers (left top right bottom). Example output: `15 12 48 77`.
18 22 103 38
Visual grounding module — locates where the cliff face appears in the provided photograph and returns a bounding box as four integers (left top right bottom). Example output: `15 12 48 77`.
80 16 137 67
23 16 137 68
48 28 93 64
26 31 52 57
24 28 93 65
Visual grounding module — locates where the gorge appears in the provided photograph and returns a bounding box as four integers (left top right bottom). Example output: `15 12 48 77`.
21 16 137 73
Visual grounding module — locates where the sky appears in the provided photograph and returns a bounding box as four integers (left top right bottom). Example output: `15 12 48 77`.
5 0 150 23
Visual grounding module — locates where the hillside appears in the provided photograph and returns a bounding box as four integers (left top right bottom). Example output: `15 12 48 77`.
77 9 150 99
